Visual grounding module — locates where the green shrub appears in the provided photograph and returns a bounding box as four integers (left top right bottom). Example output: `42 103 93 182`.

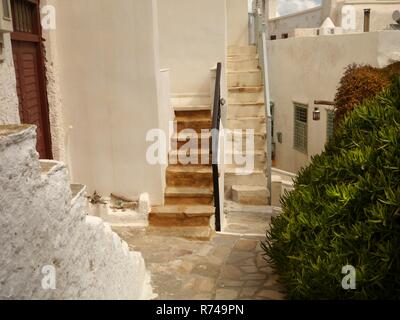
264 78 400 300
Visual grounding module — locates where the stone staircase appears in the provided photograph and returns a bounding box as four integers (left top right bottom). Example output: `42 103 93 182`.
149 98 215 240
225 45 270 205
0 125 150 299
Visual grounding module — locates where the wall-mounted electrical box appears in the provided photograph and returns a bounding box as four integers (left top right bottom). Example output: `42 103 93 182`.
0 0 13 33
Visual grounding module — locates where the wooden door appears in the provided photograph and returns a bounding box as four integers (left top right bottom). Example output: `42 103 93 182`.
11 0 52 159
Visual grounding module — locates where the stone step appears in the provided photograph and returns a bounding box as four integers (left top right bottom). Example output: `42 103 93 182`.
71 183 86 201
171 131 211 149
227 117 266 132
228 45 257 56
166 165 212 188
171 94 211 106
228 58 259 71
39 160 60 176
227 53 259 60
228 102 265 118
228 86 264 103
225 131 266 151
174 104 211 112
228 70 263 87
176 118 211 133
225 169 267 198
149 205 215 227
232 185 270 205
175 105 211 119
70 184 87 211
169 149 211 166
225 150 266 170
165 187 213 205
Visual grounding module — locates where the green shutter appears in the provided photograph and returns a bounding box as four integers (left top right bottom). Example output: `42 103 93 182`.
293 104 308 153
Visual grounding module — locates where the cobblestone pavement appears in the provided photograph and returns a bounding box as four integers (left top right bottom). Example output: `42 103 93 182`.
114 227 286 300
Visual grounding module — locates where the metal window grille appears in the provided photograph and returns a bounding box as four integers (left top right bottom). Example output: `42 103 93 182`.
327 110 335 142
294 104 308 153
2 0 11 19
11 0 36 34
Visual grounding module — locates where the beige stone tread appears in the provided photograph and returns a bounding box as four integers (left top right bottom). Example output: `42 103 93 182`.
227 69 261 74
165 187 213 197
175 116 211 122
227 56 259 61
174 105 211 112
167 165 212 174
172 132 211 141
225 168 265 175
227 116 266 121
169 148 210 156
151 205 215 217
71 184 85 199
71 184 86 204
228 86 264 92
228 101 265 106
0 124 32 137
226 131 266 137
39 160 60 174
232 185 268 192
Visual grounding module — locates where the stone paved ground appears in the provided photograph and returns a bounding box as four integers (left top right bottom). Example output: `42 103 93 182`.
114 223 286 300
223 201 276 235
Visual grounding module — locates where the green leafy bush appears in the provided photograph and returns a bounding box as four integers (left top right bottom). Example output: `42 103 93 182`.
264 78 400 299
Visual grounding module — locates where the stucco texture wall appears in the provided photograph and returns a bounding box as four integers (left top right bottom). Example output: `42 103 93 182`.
0 33 19 125
268 31 400 173
227 0 249 46
157 0 227 93
0 125 151 299
45 0 165 205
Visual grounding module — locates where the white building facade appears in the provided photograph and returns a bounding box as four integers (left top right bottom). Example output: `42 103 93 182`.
263 0 400 173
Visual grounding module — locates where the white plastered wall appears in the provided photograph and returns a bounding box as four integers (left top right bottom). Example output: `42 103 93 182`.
268 31 400 173
227 0 250 46
157 0 228 94
43 0 166 205
0 33 19 125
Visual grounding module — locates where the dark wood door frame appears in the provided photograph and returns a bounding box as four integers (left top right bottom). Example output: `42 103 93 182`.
11 0 53 159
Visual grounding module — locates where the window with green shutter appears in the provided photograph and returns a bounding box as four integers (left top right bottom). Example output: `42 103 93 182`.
327 110 335 142
293 104 308 153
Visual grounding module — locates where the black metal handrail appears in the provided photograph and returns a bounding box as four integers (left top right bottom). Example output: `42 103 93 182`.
211 62 223 232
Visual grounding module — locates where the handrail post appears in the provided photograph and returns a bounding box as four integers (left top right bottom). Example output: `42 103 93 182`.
211 63 222 232
258 11 273 205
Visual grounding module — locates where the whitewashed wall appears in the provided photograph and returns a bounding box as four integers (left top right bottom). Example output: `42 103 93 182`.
0 125 152 299
0 33 19 125
44 0 165 205
227 0 250 46
268 6 322 38
158 0 227 94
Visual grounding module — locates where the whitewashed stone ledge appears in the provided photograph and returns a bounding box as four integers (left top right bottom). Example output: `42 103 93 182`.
0 125 153 300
